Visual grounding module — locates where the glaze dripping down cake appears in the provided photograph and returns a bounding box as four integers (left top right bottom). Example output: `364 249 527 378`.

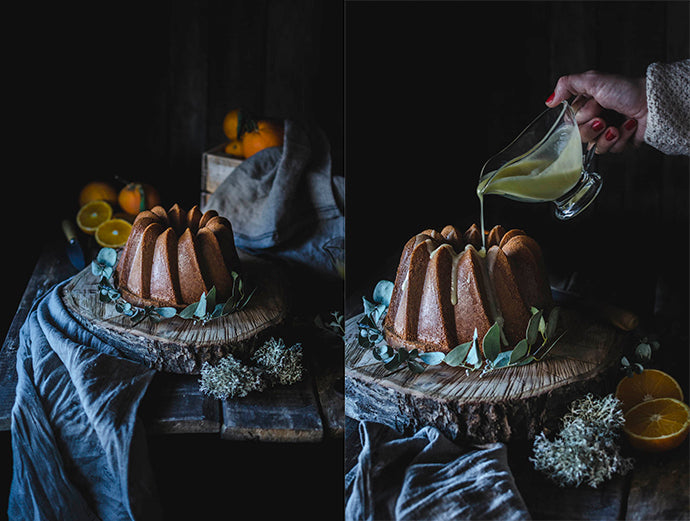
115 204 241 309
382 224 552 356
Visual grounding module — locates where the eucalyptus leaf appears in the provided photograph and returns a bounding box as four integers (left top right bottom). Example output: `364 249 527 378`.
372 344 393 361
373 280 394 307
194 293 207 318
407 359 426 373
206 286 217 311
635 342 652 362
465 330 482 369
444 341 473 367
179 302 199 319
526 310 544 346
515 355 535 366
546 306 560 339
397 348 409 363
419 352 445 366
482 322 502 362
510 339 530 364
97 247 118 267
155 307 177 318
362 297 386 323
492 350 512 368
384 352 402 371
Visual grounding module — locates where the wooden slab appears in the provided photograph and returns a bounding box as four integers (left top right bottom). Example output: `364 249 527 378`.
220 373 323 442
345 308 628 444
141 372 221 434
60 252 287 374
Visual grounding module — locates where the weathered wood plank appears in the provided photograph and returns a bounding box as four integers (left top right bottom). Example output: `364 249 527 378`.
309 338 345 438
625 443 690 521
220 374 323 442
140 372 220 435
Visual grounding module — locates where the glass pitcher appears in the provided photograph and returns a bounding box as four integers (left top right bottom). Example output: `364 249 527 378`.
478 101 602 220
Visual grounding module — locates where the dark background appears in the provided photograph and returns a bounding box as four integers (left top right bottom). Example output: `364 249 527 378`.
346 1 689 329
3 1 343 519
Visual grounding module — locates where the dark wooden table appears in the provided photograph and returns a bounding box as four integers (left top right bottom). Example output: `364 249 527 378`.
0 238 344 442
345 254 689 521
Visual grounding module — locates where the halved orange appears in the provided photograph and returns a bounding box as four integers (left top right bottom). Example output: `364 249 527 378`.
76 201 113 235
623 397 690 452
95 218 132 248
615 369 684 412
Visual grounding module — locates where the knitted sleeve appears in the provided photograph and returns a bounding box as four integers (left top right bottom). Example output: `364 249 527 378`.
644 60 690 156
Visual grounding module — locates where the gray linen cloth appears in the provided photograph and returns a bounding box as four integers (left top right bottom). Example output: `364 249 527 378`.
9 281 161 520
345 421 531 521
203 120 344 278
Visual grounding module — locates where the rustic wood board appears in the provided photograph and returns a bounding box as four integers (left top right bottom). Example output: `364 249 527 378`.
345 308 628 443
220 373 323 442
60 252 287 374
140 372 221 435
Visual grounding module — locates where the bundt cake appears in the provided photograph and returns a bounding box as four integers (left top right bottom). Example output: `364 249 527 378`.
382 224 552 357
114 204 241 309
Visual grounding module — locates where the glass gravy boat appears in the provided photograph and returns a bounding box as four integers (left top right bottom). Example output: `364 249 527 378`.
477 101 602 221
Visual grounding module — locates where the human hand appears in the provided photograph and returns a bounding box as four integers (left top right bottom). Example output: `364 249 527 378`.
545 71 648 154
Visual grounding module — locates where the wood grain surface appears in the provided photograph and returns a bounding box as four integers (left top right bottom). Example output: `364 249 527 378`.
346 308 628 443
60 252 287 374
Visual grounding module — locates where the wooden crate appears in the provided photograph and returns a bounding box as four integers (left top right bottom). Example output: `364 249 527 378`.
200 144 243 207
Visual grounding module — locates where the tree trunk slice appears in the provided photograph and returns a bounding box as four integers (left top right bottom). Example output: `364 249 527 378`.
60 252 287 374
345 308 628 444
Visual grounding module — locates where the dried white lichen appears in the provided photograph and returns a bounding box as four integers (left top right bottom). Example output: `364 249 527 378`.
199 337 304 400
530 394 634 488
199 355 264 399
251 337 304 386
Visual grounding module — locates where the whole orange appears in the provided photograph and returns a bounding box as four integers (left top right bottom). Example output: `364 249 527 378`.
118 182 161 215
224 139 244 158
222 109 242 141
79 181 118 207
241 120 284 158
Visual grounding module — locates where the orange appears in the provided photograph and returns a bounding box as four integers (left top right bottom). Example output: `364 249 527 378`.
224 139 244 158
78 181 118 207
95 219 132 248
623 398 690 452
615 369 684 412
118 182 161 215
76 201 113 235
222 108 242 141
241 119 284 158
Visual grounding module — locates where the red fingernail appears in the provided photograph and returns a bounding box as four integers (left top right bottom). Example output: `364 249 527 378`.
592 120 604 131
605 128 616 141
624 119 637 131
546 92 555 104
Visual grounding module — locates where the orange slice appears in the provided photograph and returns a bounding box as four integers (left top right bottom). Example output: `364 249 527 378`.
76 201 113 235
615 369 684 412
95 218 132 248
623 397 690 452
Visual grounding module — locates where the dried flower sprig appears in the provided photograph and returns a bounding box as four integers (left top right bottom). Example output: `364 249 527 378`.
530 394 634 488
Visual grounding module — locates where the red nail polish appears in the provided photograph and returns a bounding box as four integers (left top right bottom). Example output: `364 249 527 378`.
546 92 555 104
592 120 604 131
624 119 637 131
605 128 616 141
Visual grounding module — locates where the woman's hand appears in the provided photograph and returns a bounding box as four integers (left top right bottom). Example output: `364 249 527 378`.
546 71 648 153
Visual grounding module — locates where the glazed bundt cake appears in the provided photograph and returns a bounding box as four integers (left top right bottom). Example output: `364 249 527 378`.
382 224 552 357
114 204 241 309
